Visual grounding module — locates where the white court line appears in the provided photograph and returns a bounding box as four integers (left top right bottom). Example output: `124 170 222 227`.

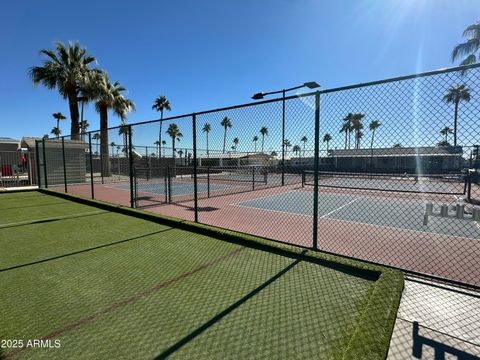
319 198 359 218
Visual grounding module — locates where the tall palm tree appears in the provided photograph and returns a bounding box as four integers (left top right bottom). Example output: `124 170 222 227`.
52 112 66 132
84 71 135 176
369 120 381 150
162 140 166 157
221 117 232 153
178 149 184 165
301 136 308 156
202 123 211 157
260 126 268 153
154 140 161 157
342 113 355 149
443 84 471 146
233 137 239 152
440 126 453 143
452 22 480 67
29 42 97 139
323 133 332 152
252 135 258 152
352 113 365 149
152 96 171 159
51 127 61 138
292 145 301 157
118 123 129 158
92 133 101 154
110 142 116 157
166 123 183 158
80 120 89 141
283 139 291 155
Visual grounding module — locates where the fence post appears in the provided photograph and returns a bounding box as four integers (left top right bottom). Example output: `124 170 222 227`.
88 133 95 199
62 137 67 192
128 125 135 208
312 91 321 250
192 113 199 222
281 89 286 186
42 138 48 188
35 140 41 187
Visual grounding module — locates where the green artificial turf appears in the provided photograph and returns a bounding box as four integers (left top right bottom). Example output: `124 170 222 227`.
0 190 403 359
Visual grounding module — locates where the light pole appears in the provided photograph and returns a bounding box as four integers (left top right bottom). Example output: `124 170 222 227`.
252 82 320 185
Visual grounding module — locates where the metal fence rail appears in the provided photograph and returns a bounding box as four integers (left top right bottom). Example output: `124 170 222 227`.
0 151 36 187
38 63 480 289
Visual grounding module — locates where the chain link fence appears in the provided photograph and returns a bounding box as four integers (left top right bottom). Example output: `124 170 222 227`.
38 64 480 290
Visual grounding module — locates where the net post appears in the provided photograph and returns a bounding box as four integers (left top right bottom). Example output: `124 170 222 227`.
312 91 321 250
192 113 199 222
62 137 67 192
42 138 48 188
88 133 95 199
35 140 41 187
128 125 134 208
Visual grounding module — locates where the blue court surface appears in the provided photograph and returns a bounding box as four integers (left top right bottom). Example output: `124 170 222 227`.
234 191 480 239
116 181 228 196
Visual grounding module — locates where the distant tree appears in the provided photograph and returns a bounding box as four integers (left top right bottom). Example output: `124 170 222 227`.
283 139 291 155
452 21 480 67
43 134 49 139
301 136 308 156
440 126 453 143
92 133 101 154
152 95 171 159
323 133 332 152
342 113 355 149
221 117 232 153
260 126 268 153
270 151 277 157
80 119 89 141
154 140 161 157
437 140 451 147
340 123 349 150
161 140 166 157
166 123 183 158
369 120 381 150
355 131 364 149
178 149 184 165
352 113 365 149
118 123 129 157
202 123 211 156
292 145 301 157
253 135 258 152
52 112 66 133
110 142 116 157
392 143 402 148
443 84 471 146
233 137 239 152
51 127 61 138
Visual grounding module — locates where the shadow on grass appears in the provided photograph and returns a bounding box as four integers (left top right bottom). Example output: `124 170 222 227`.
154 251 306 359
0 228 174 273
0 211 110 230
412 321 480 360
0 201 72 212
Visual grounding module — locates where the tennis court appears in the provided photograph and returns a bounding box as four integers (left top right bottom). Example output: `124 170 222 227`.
0 190 403 360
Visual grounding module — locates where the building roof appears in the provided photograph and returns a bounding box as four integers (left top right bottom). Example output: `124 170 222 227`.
0 137 20 143
329 146 463 158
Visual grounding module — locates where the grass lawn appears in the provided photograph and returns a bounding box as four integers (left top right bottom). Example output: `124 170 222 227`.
0 190 403 359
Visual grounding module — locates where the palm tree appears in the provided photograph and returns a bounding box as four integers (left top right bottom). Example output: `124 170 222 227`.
452 22 480 67
392 143 402 148
92 133 101 154
118 123 129 158
352 113 365 149
369 120 381 150
292 145 301 157
154 140 161 157
252 135 258 152
221 117 232 153
342 113 355 149
202 123 211 157
440 126 453 143
166 123 183 158
110 142 116 157
116 145 121 157
260 126 268 153
84 71 135 176
283 139 291 155
323 133 332 152
52 112 66 132
178 149 184 165
233 137 239 152
152 96 171 159
162 140 166 157
80 120 89 141
43 134 49 139
301 136 308 156
51 127 61 138
29 42 97 139
271 151 277 157
443 84 471 146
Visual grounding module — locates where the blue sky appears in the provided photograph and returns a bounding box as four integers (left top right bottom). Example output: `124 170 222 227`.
0 0 478 154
